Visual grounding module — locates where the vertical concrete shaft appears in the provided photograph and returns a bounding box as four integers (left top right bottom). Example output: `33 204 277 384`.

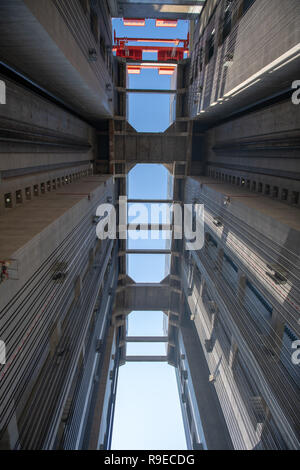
180 319 233 449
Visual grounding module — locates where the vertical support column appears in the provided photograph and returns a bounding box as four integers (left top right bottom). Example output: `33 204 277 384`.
50 320 61 357
269 309 285 360
0 412 19 450
199 276 206 298
180 318 233 449
229 337 238 370
210 303 219 331
237 271 247 304
74 275 82 301
87 326 116 450
216 248 224 273
88 248 95 270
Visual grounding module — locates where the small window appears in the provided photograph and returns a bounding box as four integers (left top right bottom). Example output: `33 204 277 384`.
206 30 215 62
258 182 263 193
16 190 22 204
291 191 299 205
199 48 203 73
206 233 218 248
40 183 45 194
52 180 56 190
232 176 236 184
272 186 279 198
241 178 245 186
57 178 61 188
281 189 288 201
100 36 106 60
246 280 272 315
34 185 39 196
47 181 51 192
4 193 12 208
224 253 238 272
25 187 31 200
222 3 232 41
252 181 256 192
90 11 99 42
265 184 270 195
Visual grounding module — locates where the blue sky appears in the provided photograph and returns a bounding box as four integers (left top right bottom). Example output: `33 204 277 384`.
111 361 187 450
111 19 188 451
111 312 187 450
127 164 170 282
111 165 187 446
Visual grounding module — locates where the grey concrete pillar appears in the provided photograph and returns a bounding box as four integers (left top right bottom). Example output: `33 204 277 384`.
216 248 224 273
0 412 19 450
199 276 206 298
180 319 233 449
74 275 82 301
50 320 61 357
229 337 238 369
269 309 285 360
88 326 115 450
237 271 247 304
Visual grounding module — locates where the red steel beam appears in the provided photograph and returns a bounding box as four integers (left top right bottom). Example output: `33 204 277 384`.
123 18 145 27
156 19 178 27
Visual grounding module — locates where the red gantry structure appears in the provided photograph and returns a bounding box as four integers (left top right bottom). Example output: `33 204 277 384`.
127 64 176 75
123 18 178 28
156 19 178 28
123 18 146 27
113 30 189 62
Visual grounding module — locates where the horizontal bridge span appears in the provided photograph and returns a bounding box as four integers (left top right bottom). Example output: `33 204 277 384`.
114 133 188 164
124 249 172 255
126 336 169 343
116 283 171 311
126 89 177 94
126 356 168 362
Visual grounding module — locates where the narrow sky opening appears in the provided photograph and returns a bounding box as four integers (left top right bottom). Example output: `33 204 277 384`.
128 164 171 199
112 161 187 449
128 253 169 282
111 311 187 450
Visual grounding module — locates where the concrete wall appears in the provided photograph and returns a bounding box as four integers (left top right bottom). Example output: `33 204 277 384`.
109 0 205 19
0 0 114 120
0 176 116 449
182 175 300 449
203 99 300 208
189 0 300 122
0 75 98 215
